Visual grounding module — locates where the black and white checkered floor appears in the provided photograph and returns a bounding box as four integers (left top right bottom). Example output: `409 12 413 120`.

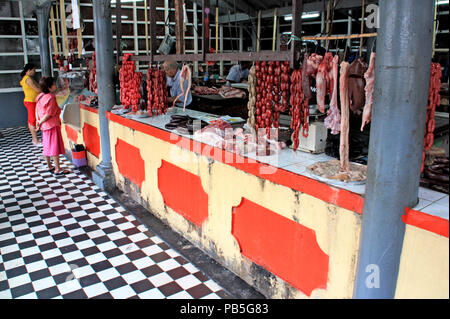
0 126 231 299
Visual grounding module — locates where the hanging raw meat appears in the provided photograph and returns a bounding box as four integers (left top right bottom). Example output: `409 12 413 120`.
324 55 341 135
316 52 334 113
361 52 376 131
173 64 192 111
339 61 351 173
301 53 322 100
347 58 367 114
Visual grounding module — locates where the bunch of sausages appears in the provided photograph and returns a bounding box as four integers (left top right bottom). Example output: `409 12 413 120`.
88 51 97 94
254 61 290 136
422 62 442 172
289 69 309 151
255 61 273 135
146 66 168 116
246 65 257 134
119 53 142 111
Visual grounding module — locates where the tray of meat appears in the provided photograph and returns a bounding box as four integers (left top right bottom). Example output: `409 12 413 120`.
306 159 367 185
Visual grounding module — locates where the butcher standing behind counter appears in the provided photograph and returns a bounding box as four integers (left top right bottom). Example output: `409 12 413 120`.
226 61 251 86
163 61 192 109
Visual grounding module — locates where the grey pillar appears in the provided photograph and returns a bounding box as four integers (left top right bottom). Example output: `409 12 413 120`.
92 0 116 191
353 0 435 299
36 2 52 77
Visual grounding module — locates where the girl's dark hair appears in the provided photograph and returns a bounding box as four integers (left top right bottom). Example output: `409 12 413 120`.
21 63 36 77
39 77 55 94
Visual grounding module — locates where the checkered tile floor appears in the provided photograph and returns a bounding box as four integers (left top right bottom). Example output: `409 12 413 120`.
0 126 231 299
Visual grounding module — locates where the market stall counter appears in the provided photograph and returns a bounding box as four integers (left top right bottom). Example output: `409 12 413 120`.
62 103 448 299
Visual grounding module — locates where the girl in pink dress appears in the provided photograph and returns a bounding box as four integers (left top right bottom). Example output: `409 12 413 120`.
36 77 70 175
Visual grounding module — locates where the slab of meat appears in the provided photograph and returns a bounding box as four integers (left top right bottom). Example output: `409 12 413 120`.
301 53 322 100
193 86 219 95
324 55 341 135
219 85 247 99
361 52 376 131
316 52 334 113
339 61 351 173
348 58 367 114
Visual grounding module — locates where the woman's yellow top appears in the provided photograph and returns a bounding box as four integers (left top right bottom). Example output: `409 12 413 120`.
20 75 39 102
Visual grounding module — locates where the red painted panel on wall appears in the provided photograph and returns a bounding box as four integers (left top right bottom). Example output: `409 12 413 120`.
82 123 100 158
65 125 78 143
232 198 329 296
115 138 146 188
158 160 209 227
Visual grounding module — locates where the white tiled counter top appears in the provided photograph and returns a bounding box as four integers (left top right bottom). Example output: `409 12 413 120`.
414 188 449 220
114 107 449 222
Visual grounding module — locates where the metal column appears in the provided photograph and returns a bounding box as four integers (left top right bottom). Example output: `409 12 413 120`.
353 0 435 299
36 2 52 77
92 0 116 191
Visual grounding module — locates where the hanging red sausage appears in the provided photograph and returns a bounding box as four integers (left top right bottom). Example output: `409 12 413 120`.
119 53 141 111
422 62 442 172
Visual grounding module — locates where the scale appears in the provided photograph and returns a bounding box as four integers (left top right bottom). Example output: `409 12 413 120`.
158 34 175 55
288 104 328 154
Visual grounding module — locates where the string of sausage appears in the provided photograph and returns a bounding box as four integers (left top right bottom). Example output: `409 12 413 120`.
255 62 272 135
247 65 257 135
146 67 154 116
148 68 168 116
254 61 291 140
289 69 309 151
119 53 142 111
421 62 442 172
88 51 97 94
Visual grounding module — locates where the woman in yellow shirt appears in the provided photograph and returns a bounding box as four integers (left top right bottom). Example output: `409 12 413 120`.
20 63 42 146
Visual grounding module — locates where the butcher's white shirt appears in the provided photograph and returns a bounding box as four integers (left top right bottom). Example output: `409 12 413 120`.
166 69 192 107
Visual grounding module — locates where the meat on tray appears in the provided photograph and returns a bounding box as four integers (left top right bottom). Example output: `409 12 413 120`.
193 86 219 95
219 86 247 99
164 115 208 135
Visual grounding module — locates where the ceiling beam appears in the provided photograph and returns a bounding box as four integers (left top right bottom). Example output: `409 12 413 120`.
218 0 378 24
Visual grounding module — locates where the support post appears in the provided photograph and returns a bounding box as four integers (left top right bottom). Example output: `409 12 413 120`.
115 0 122 65
149 0 157 62
347 10 352 49
353 0 435 299
36 2 52 77
193 1 199 76
290 0 302 68
219 25 224 77
92 0 116 192
175 0 184 55
202 0 210 61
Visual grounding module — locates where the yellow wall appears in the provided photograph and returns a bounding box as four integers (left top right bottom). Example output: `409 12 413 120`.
395 225 449 299
108 120 363 299
61 107 102 169
60 113 448 299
